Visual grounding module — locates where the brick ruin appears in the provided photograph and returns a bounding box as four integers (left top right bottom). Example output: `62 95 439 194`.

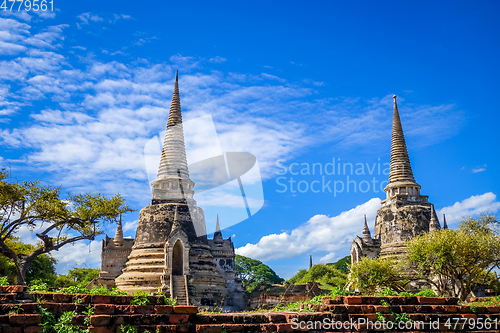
350 95 447 262
96 72 245 311
2 286 500 332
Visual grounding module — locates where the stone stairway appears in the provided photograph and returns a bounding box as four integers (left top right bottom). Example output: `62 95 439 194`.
171 275 188 305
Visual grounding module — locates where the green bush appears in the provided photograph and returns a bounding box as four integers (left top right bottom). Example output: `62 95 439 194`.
130 290 150 306
0 276 9 286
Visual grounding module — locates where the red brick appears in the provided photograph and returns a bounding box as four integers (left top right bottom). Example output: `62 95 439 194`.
173 305 198 314
268 313 286 323
155 305 174 314
9 314 42 326
6 285 27 293
88 327 114 333
170 314 189 324
462 313 477 319
156 325 177 333
116 305 135 314
91 295 112 304
72 294 91 304
23 326 43 333
90 315 111 326
53 294 72 303
135 305 154 314
373 305 390 313
58 303 76 313
195 325 225 333
417 296 445 305
94 304 115 315
486 306 500 313
276 323 294 333
344 296 362 304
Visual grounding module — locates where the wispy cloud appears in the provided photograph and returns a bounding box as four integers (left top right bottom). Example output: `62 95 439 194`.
209 56 227 63
472 165 487 173
437 192 500 224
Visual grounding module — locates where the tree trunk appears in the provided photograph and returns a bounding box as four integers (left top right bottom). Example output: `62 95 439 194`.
15 256 31 286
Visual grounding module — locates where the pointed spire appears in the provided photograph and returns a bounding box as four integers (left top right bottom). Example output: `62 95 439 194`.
215 214 220 233
429 205 440 232
114 214 124 246
443 214 448 229
362 215 373 244
213 215 223 244
388 95 416 184
171 205 181 233
167 71 182 128
151 71 194 201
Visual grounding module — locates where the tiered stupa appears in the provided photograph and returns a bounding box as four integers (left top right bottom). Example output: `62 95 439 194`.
351 96 442 262
114 72 245 309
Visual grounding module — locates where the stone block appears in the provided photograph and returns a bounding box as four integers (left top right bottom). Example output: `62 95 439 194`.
173 306 197 314
52 294 72 303
169 314 189 324
91 295 112 304
155 305 173 314
94 304 115 315
90 315 111 326
9 314 42 326
23 326 43 333
344 296 362 304
417 296 445 305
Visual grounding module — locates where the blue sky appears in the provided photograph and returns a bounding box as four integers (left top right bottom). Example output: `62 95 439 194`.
0 1 499 279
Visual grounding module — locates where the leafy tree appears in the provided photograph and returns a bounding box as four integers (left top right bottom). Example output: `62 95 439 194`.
0 170 133 284
288 263 347 287
407 214 500 301
0 237 57 285
327 255 351 274
55 267 100 288
348 256 408 295
235 254 284 293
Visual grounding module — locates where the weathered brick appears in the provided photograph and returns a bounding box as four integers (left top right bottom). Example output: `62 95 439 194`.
6 285 27 293
155 305 173 314
373 305 390 314
88 327 114 333
417 296 445 305
156 325 177 333
89 315 111 326
135 305 154 314
116 305 135 314
94 304 115 315
276 323 294 333
24 326 43 333
9 314 42 326
91 295 112 304
268 313 286 323
486 306 500 313
170 314 189 324
52 294 72 303
344 296 362 304
173 306 197 314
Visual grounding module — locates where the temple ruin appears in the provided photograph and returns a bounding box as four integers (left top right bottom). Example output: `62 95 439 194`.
350 95 447 262
98 72 245 310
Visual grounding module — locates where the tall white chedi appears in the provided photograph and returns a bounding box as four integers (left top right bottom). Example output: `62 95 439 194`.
150 71 195 202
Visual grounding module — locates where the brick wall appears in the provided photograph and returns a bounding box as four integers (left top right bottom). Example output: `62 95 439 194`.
1 286 500 332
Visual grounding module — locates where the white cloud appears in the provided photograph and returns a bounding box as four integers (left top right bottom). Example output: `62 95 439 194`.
437 192 500 225
51 240 102 273
123 220 138 232
472 165 487 173
236 198 381 261
77 12 103 25
209 56 227 63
